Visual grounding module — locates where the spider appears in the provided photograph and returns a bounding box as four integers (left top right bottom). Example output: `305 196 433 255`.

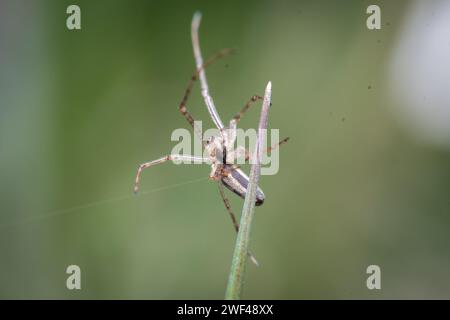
134 12 288 265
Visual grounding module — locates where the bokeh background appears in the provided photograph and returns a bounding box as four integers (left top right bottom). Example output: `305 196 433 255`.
1 0 450 299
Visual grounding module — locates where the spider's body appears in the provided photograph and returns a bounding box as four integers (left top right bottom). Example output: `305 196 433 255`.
221 165 265 206
205 133 265 206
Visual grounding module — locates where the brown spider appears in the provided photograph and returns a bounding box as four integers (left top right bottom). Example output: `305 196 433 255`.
134 12 288 265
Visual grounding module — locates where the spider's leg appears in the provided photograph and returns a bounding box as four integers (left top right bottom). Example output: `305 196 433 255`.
244 137 290 162
232 95 263 124
227 95 263 152
179 48 233 134
134 155 208 193
218 180 239 232
217 181 259 266
265 137 290 154
229 138 289 164
191 12 227 130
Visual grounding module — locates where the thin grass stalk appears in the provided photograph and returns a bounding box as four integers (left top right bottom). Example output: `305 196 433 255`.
225 81 272 300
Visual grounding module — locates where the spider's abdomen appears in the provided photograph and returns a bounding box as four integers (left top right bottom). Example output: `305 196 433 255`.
221 166 265 206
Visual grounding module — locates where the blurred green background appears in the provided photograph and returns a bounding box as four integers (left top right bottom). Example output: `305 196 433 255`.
1 0 450 299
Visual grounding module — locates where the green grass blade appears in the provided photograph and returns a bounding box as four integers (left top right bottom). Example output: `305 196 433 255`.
225 81 272 300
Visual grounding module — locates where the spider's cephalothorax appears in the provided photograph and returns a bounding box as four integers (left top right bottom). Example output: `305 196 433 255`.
134 12 288 265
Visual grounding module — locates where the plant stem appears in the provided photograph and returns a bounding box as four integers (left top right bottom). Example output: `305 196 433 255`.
225 81 272 300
